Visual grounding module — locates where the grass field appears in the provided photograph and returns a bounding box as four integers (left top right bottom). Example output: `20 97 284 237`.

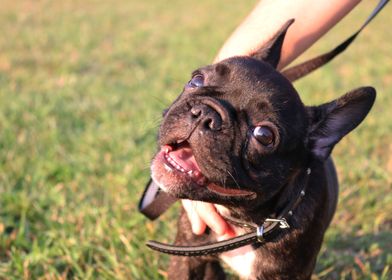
0 0 391 279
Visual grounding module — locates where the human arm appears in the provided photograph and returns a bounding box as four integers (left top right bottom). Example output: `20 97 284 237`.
215 0 361 68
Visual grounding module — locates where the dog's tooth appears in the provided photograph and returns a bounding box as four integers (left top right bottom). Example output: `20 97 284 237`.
164 164 173 172
165 153 189 173
187 170 193 176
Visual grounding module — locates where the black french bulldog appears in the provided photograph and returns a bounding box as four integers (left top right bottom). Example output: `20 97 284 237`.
150 20 376 279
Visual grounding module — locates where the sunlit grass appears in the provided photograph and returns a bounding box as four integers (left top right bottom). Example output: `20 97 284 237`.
0 0 391 279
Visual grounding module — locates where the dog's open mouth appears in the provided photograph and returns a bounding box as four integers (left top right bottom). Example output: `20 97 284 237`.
153 141 255 198
162 142 206 185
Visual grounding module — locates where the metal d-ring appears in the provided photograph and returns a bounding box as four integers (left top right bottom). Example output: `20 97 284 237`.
256 225 265 242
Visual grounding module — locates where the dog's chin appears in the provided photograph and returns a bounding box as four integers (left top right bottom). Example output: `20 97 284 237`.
151 143 256 200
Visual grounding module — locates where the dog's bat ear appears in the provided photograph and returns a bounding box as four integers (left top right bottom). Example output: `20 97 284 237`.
307 87 376 161
250 19 294 68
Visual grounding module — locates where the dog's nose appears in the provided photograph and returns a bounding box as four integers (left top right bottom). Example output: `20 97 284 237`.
190 104 222 131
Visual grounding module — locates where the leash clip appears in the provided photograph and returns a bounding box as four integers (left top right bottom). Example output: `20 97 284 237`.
265 218 290 229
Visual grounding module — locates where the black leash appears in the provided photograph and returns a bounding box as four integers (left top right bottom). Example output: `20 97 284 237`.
138 179 177 220
282 0 390 82
139 0 389 256
147 168 310 257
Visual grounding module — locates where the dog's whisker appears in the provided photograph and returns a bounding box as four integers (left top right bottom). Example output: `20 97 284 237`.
226 170 241 190
220 177 227 188
141 165 152 172
150 95 169 106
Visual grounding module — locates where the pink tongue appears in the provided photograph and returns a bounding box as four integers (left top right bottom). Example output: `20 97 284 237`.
168 145 201 172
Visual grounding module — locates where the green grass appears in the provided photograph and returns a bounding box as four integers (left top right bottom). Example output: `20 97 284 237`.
0 0 391 279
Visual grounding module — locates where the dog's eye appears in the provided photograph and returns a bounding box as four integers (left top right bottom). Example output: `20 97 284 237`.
187 74 204 88
253 126 275 146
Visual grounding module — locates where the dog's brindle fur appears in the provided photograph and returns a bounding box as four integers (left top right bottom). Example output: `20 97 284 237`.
150 20 375 279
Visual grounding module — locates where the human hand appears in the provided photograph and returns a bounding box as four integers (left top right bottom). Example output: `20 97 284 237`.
182 200 236 238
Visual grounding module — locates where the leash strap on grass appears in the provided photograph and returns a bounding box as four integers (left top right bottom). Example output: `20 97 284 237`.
282 0 390 82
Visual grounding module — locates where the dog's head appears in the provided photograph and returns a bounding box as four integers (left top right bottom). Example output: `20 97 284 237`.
151 20 375 208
